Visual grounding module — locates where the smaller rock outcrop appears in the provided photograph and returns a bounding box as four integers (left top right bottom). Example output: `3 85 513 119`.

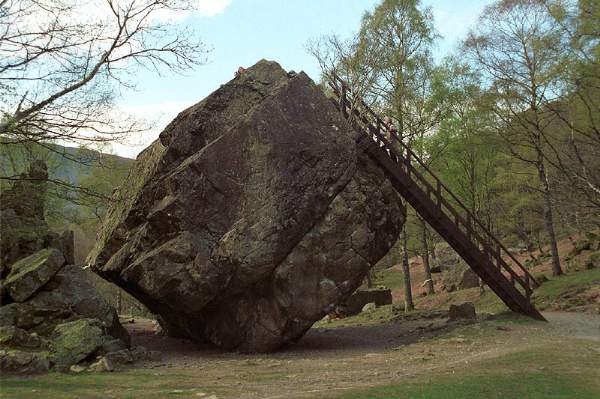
0 248 130 374
0 161 74 274
0 159 135 373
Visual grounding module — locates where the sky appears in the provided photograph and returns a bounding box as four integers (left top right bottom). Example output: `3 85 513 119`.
111 0 495 158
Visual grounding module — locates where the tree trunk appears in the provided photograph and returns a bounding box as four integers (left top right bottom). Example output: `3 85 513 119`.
420 220 434 295
537 157 563 276
366 271 373 288
401 226 415 311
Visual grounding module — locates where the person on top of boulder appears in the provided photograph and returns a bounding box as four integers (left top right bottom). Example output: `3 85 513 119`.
235 66 246 78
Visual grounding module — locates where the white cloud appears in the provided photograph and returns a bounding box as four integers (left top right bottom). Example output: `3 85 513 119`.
194 0 232 17
152 0 232 22
107 100 195 158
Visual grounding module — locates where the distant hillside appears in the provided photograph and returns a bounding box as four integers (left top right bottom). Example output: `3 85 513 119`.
0 142 134 186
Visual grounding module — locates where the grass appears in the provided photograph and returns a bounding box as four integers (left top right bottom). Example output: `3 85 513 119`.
531 267 600 311
0 369 221 399
371 268 405 291
336 341 600 399
314 304 400 328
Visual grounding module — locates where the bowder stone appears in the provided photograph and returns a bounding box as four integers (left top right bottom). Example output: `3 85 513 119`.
87 59 404 352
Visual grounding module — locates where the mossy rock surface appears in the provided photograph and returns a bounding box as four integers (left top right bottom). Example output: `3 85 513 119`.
50 318 106 367
0 326 44 348
4 248 65 302
0 348 50 374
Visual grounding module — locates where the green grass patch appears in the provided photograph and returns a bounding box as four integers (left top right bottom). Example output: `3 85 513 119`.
337 342 600 399
0 368 220 399
314 304 401 328
532 268 600 311
371 268 405 291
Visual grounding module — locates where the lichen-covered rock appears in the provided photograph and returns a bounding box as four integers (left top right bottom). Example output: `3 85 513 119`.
87 60 404 352
0 265 129 345
0 349 50 374
0 326 44 348
4 248 65 302
50 319 106 367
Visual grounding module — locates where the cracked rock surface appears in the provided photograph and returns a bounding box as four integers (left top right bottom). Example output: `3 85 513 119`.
87 60 404 352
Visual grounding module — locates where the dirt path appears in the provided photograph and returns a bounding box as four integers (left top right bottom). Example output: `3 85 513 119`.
121 311 600 398
543 311 600 341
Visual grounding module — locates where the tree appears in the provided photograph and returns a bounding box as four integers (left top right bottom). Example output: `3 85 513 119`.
0 0 207 194
357 0 441 301
463 0 565 276
541 0 600 209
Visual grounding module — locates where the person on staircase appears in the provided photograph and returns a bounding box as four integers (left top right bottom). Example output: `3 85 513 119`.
383 116 399 162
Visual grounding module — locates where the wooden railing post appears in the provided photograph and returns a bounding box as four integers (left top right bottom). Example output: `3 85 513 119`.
496 246 502 270
341 83 348 118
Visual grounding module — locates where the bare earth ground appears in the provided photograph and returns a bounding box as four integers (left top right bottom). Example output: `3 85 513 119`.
112 310 599 399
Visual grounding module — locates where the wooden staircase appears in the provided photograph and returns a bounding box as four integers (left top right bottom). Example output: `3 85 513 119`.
327 73 545 321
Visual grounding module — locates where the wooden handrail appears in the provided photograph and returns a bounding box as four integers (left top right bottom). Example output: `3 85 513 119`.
327 73 539 294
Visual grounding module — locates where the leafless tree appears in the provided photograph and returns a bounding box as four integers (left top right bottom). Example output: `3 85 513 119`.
0 0 207 187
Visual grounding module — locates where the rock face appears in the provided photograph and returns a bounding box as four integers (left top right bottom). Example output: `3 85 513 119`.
87 60 404 352
0 161 74 274
4 248 65 302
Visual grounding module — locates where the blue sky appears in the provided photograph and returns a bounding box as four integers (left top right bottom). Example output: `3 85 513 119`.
113 0 494 157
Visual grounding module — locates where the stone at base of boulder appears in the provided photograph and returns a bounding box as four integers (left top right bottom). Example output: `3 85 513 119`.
0 349 50 374
448 303 477 321
88 356 114 372
105 349 134 365
361 302 376 312
70 364 86 373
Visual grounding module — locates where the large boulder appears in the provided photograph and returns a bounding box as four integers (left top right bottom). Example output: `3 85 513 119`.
4 248 65 302
87 60 404 352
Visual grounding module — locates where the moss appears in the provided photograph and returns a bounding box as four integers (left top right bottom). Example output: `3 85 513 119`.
50 319 106 367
